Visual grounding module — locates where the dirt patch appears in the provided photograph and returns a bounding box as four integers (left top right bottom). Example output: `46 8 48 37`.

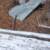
0 0 50 33
0 0 17 29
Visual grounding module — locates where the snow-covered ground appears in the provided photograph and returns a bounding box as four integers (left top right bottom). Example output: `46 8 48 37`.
0 29 50 50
